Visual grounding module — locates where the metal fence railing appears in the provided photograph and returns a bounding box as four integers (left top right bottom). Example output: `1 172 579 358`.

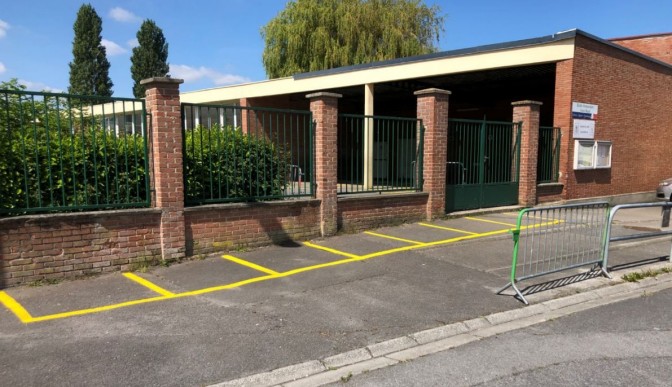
538 126 561 183
181 103 314 205
337 114 423 194
602 202 672 273
498 202 610 304
0 89 149 215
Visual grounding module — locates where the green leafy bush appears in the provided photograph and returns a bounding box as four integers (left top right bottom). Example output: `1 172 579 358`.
1 83 149 215
184 126 289 203
0 123 148 213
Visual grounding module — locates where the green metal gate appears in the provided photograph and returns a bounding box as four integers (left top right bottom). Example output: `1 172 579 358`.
445 119 521 212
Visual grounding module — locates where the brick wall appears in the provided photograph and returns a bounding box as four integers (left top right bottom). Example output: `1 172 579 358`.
558 35 672 200
337 193 428 233
536 184 564 203
185 200 321 255
0 210 162 287
611 33 672 65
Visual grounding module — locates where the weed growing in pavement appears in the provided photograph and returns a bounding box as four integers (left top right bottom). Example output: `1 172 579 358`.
28 278 62 287
622 266 672 282
128 255 174 273
340 372 353 382
234 244 250 253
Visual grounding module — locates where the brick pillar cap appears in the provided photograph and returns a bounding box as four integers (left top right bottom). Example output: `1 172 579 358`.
140 77 184 86
414 88 451 96
306 92 342 99
512 100 543 106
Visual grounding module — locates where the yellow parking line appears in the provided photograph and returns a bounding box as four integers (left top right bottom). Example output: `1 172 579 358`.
221 255 279 276
122 272 175 297
3 219 561 324
359 220 561 260
418 222 478 235
465 216 517 227
179 274 277 296
29 295 174 323
0 291 33 323
303 242 360 259
364 231 425 245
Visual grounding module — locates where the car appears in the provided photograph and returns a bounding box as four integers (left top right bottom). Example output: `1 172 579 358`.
657 177 672 200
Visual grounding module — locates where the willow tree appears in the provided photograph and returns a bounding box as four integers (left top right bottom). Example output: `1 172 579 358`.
68 4 113 97
261 0 444 78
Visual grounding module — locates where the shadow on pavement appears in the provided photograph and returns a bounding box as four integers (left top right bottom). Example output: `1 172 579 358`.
609 256 669 272
516 270 604 298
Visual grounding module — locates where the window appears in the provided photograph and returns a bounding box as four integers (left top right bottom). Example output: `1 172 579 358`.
573 140 612 170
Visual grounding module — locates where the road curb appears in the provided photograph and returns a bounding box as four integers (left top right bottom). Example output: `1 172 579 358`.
210 271 672 387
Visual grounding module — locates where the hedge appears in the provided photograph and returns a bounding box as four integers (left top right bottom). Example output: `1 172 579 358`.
184 125 290 203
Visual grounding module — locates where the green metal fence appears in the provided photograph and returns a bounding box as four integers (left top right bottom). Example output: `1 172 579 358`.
445 118 521 212
0 89 149 215
538 126 561 183
181 103 314 205
337 114 424 194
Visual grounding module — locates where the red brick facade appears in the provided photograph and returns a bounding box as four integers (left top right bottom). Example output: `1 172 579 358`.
554 35 672 200
185 201 321 255
0 210 162 287
611 33 672 65
338 194 428 232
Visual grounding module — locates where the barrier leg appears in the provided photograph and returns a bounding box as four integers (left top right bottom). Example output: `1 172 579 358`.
496 281 529 305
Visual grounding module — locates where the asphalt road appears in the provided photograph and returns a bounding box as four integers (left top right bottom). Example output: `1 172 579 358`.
331 287 672 386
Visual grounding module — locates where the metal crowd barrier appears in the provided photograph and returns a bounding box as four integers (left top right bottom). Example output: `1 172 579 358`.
602 202 672 273
498 202 610 304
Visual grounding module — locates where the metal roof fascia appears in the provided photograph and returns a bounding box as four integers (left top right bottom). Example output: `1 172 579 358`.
293 30 579 80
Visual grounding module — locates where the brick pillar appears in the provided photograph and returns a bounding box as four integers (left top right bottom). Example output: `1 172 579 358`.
415 88 450 220
240 97 250 134
512 100 543 207
140 77 186 261
307 92 342 236
554 60 574 199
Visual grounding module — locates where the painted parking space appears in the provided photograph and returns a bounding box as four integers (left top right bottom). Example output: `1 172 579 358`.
229 245 352 273
433 216 520 234
0 273 163 318
133 256 271 293
303 233 414 257
0 212 561 324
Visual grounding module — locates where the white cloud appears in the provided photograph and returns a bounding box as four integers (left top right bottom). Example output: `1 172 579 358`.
127 38 139 49
102 39 128 56
0 62 6 74
169 64 251 86
17 79 62 93
109 7 141 23
0 19 10 39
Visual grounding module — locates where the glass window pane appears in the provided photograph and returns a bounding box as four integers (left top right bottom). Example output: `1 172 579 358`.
576 141 594 168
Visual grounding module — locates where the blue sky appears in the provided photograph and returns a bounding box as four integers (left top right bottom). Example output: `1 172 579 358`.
1 1 671 97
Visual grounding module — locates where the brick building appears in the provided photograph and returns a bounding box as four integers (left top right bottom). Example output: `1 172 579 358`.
183 29 672 209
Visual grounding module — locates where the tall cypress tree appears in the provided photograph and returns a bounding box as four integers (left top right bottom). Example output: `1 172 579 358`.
130 19 169 98
68 4 113 97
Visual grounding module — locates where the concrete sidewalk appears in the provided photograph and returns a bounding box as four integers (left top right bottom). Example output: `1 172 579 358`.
0 206 670 386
